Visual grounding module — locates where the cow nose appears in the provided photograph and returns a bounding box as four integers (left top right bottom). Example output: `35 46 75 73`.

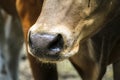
29 33 64 55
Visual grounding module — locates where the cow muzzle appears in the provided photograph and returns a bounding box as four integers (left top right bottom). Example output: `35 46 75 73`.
28 31 64 61
27 23 80 62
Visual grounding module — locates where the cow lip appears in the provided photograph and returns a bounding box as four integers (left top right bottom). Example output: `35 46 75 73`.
27 44 63 61
27 40 80 63
37 45 80 63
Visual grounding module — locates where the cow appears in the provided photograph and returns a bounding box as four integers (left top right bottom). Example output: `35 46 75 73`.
1 0 120 80
16 0 120 80
0 1 23 80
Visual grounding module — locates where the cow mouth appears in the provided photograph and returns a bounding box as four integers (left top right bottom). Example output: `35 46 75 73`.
28 46 65 62
27 38 80 63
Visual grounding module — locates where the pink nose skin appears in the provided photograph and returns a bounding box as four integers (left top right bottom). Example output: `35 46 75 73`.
29 32 64 58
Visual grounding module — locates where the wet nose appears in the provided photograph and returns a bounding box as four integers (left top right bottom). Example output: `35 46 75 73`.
29 33 64 56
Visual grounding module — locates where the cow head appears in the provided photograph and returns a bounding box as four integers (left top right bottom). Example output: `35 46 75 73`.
27 0 119 62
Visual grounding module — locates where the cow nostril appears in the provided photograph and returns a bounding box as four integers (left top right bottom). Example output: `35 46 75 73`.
28 32 64 56
48 34 64 52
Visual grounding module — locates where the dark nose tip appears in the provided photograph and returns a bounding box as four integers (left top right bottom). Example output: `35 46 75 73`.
29 33 64 55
